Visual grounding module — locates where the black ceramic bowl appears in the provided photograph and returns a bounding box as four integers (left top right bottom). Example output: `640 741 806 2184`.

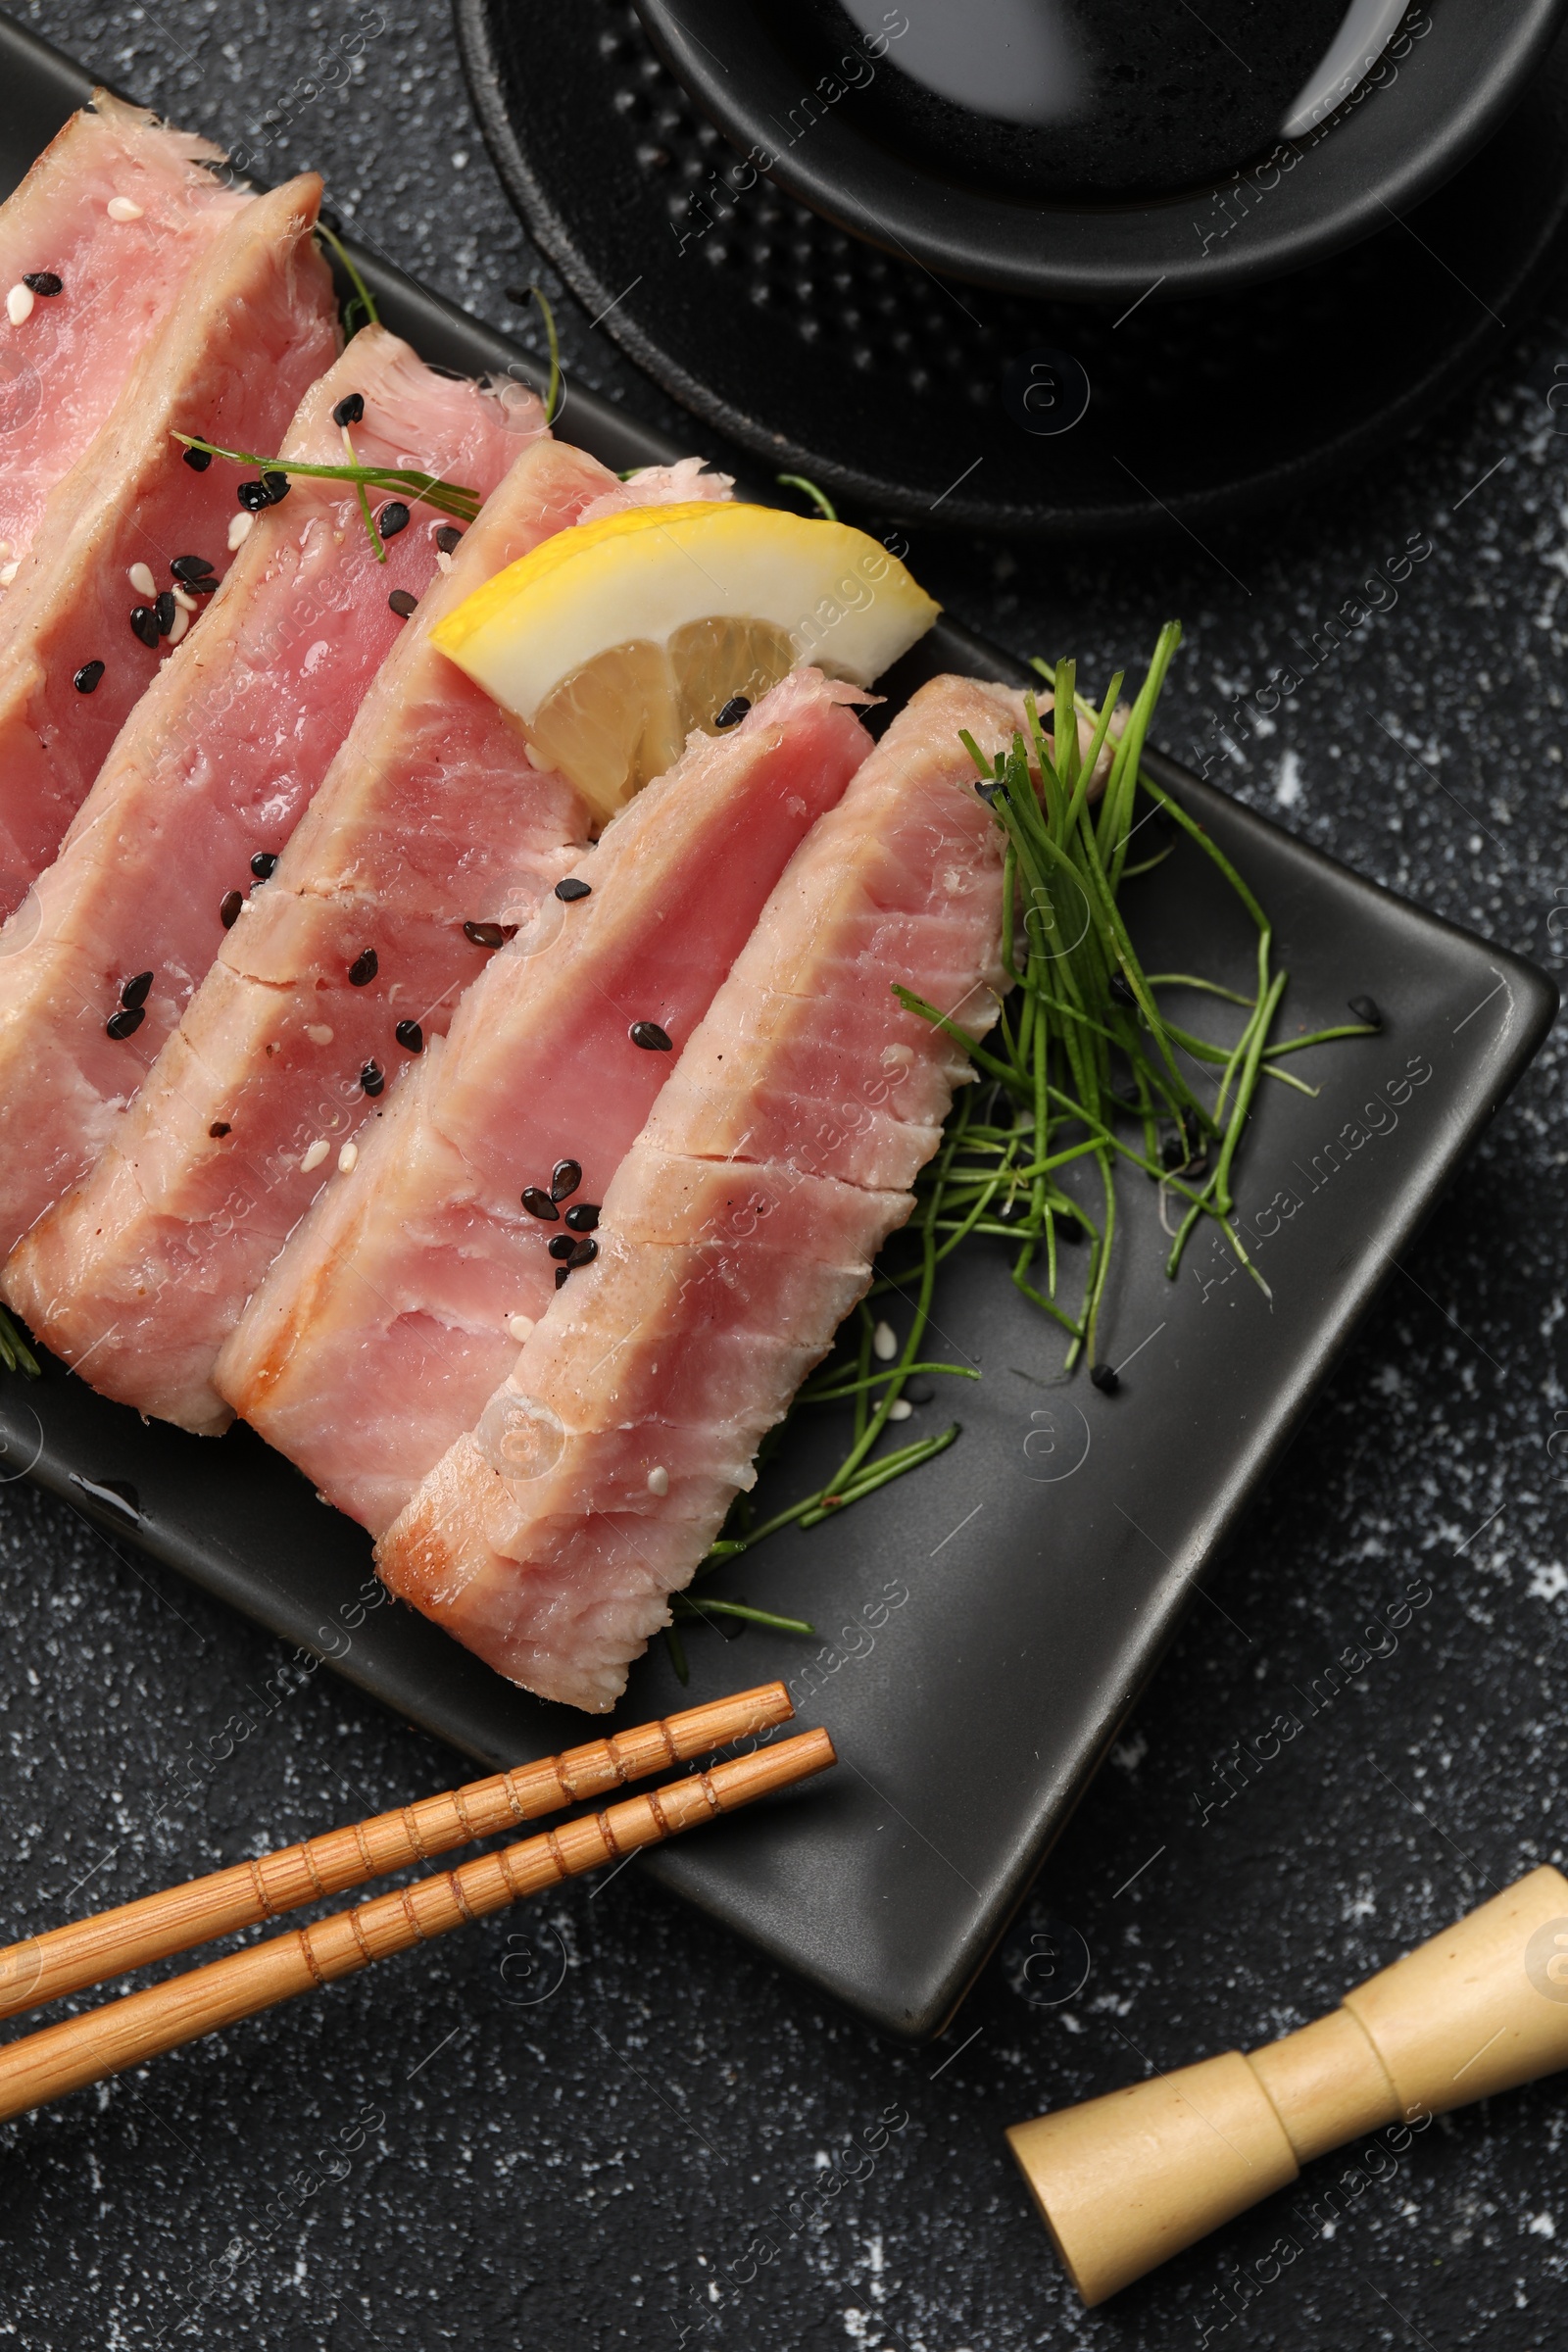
633 0 1568 301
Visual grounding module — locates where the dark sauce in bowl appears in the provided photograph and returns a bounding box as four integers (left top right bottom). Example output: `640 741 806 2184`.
754 0 1374 200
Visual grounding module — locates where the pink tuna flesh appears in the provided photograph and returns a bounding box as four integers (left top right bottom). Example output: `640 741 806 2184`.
1 434 645 1430
0 172 339 912
0 326 544 1259
375 673 1022 1710
0 92 250 566
212 668 875 1533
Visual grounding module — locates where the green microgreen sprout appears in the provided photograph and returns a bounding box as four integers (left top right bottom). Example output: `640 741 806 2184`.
522 285 563 425
172 434 480 567
315 219 380 337
776 472 839 521
0 1304 38 1380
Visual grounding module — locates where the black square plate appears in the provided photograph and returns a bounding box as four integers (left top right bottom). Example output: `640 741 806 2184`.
0 13 1554 2041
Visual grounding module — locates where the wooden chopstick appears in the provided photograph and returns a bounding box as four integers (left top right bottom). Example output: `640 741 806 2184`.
0 1728 834 2127
0 1681 794 2024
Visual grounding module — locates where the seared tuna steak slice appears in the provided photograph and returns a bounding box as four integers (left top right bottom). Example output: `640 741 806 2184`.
214 668 874 1530
0 171 338 911
376 674 1021 1709
0 326 543 1257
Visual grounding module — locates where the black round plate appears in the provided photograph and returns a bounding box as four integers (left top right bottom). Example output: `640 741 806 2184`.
634 0 1565 305
457 0 1568 536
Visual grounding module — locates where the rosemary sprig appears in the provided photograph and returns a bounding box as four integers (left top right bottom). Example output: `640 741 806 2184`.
0 1304 38 1379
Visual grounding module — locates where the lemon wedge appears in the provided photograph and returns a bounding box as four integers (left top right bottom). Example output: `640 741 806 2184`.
431 502 940 822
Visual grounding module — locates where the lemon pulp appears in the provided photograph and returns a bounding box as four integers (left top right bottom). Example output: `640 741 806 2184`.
431 503 940 823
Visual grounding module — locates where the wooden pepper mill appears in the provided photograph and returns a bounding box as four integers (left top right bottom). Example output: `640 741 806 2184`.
1006 1865 1568 2306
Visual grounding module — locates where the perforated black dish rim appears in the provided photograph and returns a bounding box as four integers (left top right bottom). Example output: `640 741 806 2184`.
453 0 1568 535
0 12 1558 2042
630 0 1568 302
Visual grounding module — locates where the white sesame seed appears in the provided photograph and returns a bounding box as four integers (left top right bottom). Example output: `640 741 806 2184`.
435 550 454 575
872 1319 898 1361
227 512 254 552
171 584 198 613
300 1139 329 1172
337 1141 358 1174
881 1042 914 1067
168 607 189 646
887 1397 913 1421
0 561 18 587
127 561 156 598
6 283 33 325
647 1465 669 1496
507 1312 535 1343
305 1023 333 1046
106 196 145 221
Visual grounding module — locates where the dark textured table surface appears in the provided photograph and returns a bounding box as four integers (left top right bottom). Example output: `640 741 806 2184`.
2 5 1567 2346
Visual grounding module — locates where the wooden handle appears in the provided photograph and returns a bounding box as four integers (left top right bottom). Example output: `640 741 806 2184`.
0 1727 835 2127
0 1682 793 2022
1007 1866 1568 2305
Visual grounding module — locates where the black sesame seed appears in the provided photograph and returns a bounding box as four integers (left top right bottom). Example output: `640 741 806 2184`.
236 479 271 512
521 1186 561 1221
377 501 411 538
974 779 1001 805
464 920 507 949
629 1020 672 1052
548 1234 574 1261
1090 1363 1121 1396
1348 995 1383 1030
388 589 417 619
182 446 213 471
23 271 62 296
551 1158 582 1201
129 605 160 648
1056 1218 1084 1245
171 554 215 581
332 392 365 427
554 1265 570 1290
1108 972 1136 1007
555 877 591 903
564 1201 599 1233
261 470 290 505
220 889 243 929
120 970 153 1011
74 659 105 694
1160 1135 1186 1169
713 695 751 729
155 590 175 637
348 947 378 986
434 524 463 554
394 1018 424 1054
905 1377 935 1405
250 851 278 881
567 1236 598 1268
360 1059 384 1098
209 1121 230 1139
105 1005 144 1041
